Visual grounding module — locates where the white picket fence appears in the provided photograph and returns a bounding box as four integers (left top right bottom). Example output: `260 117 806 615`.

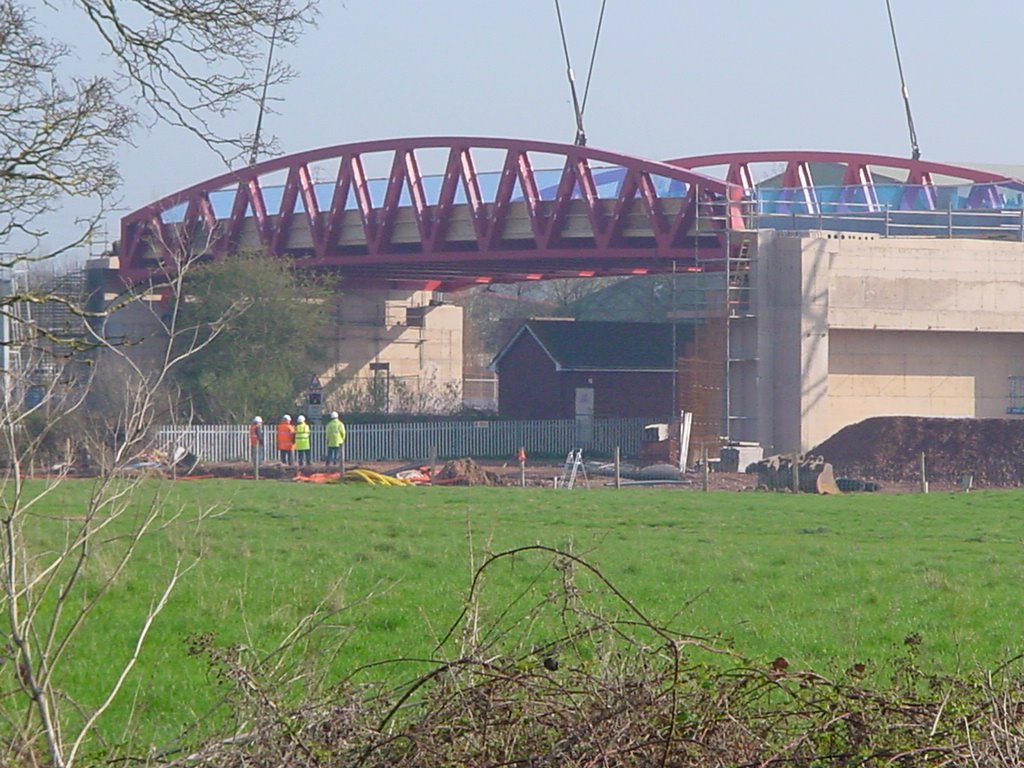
155 417 658 463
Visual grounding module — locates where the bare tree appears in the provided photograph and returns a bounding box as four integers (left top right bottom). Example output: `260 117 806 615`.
1 0 314 261
71 0 316 162
0 231 252 767
0 0 318 764
545 275 625 315
0 0 131 264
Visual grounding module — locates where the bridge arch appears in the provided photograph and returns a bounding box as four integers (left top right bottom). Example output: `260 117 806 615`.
120 137 740 291
668 151 1024 214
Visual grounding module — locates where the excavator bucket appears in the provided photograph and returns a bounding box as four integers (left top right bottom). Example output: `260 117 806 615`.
815 462 842 495
748 454 843 494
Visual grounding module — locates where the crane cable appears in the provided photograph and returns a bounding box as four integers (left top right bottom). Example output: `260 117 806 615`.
885 0 921 160
580 0 608 116
554 0 608 146
250 1 282 165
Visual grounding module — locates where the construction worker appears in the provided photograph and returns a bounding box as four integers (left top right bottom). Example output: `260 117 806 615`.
325 411 347 467
277 414 296 466
294 414 311 467
249 416 264 466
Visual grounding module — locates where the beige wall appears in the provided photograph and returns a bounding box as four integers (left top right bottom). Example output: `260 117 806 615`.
756 231 1024 453
324 289 463 410
828 329 1024 437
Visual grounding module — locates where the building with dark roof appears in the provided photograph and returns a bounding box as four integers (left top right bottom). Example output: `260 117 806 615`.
490 319 693 420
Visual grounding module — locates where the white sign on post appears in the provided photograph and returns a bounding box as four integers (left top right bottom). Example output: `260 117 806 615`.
307 374 323 419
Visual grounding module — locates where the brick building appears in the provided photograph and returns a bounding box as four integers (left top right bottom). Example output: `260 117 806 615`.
490 319 693 420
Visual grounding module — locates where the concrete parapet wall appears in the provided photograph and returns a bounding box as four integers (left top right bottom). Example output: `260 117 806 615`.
755 231 1024 453
827 236 1024 332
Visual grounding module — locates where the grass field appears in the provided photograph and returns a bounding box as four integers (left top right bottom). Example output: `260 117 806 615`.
12 479 1024 751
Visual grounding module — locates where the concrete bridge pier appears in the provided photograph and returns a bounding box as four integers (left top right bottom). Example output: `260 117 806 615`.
322 288 463 413
85 259 464 413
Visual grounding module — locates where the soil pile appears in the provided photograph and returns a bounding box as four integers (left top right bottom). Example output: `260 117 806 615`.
812 417 1024 486
435 458 501 486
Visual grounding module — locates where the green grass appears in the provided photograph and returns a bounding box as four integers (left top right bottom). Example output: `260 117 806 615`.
10 480 1024 751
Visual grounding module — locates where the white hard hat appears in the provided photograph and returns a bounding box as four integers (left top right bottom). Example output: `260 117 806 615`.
253 416 263 423
282 414 291 421
297 414 306 423
330 411 339 419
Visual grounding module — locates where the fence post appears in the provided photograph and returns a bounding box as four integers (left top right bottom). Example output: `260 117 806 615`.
701 444 709 492
614 446 621 489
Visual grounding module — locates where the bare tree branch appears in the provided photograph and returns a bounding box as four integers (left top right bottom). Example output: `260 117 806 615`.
69 0 317 163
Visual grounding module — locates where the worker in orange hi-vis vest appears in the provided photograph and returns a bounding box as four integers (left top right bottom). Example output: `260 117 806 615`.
277 414 296 466
249 416 265 476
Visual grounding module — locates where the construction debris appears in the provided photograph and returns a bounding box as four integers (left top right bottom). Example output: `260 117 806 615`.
126 446 200 476
343 469 414 486
395 468 432 484
835 477 882 493
747 454 842 494
584 461 690 483
294 472 341 483
434 458 500 486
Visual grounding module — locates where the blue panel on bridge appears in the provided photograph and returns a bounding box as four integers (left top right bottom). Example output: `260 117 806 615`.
163 165 695 222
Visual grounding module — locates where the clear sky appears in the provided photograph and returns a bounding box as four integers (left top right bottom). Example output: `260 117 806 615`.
39 0 1024 260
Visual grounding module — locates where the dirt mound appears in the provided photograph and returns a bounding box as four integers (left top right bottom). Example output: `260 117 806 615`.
812 417 1024 486
435 458 501 486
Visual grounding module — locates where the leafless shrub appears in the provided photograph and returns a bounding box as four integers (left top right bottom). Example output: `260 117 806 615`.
332 372 463 416
177 546 1024 767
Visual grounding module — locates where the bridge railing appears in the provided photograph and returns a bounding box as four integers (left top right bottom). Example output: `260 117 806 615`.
695 197 1024 241
754 205 1024 240
155 416 658 465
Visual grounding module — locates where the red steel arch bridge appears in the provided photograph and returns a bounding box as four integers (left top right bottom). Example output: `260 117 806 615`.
119 137 1024 292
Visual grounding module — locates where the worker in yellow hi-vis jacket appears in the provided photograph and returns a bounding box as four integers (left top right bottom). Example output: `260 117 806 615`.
325 411 346 467
294 414 311 467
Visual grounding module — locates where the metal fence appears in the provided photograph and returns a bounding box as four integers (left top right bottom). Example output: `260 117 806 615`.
694 197 1024 242
756 206 1024 241
1010 376 1024 414
155 416 658 464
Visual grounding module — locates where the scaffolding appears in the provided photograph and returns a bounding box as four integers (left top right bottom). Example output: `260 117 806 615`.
724 228 758 443
673 199 760 461
0 269 33 408
1 266 92 410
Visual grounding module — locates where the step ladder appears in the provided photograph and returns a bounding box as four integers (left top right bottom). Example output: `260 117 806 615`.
559 449 588 489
